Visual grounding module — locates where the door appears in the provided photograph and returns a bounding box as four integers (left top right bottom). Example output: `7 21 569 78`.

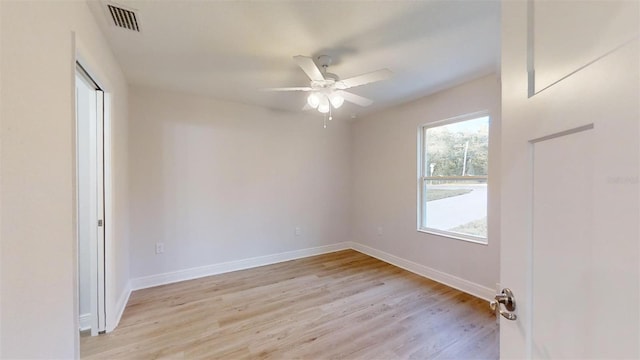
76 65 106 336
499 1 639 358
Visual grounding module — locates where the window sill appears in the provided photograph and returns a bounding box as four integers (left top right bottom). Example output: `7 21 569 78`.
417 228 488 245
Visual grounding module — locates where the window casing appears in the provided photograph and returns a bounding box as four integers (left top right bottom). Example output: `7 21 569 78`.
418 113 489 244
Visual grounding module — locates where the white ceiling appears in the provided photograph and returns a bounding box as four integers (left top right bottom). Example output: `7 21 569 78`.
88 1 500 119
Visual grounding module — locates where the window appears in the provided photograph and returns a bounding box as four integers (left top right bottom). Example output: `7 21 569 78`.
418 114 489 244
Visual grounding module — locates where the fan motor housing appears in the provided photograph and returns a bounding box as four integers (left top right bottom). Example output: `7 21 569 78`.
311 78 336 89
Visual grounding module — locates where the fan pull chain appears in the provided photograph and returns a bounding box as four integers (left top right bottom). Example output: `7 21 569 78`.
323 114 327 129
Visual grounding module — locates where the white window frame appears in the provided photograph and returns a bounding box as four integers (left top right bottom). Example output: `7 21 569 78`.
417 111 490 245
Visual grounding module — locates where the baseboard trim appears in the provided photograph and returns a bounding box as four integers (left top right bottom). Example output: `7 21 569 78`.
107 281 131 333
130 242 352 291
79 313 91 331
350 242 495 302
128 241 492 304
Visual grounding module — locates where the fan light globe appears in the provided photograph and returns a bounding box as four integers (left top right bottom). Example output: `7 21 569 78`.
330 93 344 108
318 103 330 114
307 93 320 108
318 96 330 113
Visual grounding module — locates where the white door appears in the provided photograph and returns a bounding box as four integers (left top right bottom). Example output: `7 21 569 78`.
76 67 106 336
500 1 639 358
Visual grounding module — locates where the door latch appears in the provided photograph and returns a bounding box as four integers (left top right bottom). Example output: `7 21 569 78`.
98 219 103 227
490 288 517 320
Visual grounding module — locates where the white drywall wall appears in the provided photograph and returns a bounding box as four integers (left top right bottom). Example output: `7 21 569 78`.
128 86 352 278
0 1 129 357
351 74 501 291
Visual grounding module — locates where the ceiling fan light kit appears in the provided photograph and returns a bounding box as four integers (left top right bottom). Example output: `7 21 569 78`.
266 55 392 128
307 92 343 110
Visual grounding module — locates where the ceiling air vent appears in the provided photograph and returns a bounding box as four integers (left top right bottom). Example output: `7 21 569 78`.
107 4 140 32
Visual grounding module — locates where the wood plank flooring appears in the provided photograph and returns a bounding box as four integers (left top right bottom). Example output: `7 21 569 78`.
81 250 498 359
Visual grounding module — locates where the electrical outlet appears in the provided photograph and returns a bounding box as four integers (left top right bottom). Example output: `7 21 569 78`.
295 227 302 236
155 242 164 254
377 226 383 236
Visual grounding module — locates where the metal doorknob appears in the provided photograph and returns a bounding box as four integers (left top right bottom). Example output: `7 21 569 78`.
490 288 517 320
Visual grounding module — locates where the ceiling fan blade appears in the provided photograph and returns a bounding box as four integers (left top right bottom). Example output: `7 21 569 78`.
337 90 373 107
302 103 313 111
262 87 313 92
336 69 392 90
293 55 325 82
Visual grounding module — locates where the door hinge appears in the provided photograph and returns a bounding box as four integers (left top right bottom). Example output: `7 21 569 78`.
98 219 103 227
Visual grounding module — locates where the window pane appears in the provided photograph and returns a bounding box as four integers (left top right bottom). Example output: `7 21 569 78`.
424 179 487 238
425 116 489 177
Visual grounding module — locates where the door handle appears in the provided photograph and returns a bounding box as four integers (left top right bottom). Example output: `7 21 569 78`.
490 288 517 320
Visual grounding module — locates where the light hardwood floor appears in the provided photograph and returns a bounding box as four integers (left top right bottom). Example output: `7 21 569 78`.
81 250 498 359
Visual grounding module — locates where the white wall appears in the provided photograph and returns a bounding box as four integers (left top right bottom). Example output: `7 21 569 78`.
0 1 129 358
351 74 501 293
128 86 351 279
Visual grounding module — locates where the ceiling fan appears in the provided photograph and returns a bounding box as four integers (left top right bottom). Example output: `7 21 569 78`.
266 55 392 116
